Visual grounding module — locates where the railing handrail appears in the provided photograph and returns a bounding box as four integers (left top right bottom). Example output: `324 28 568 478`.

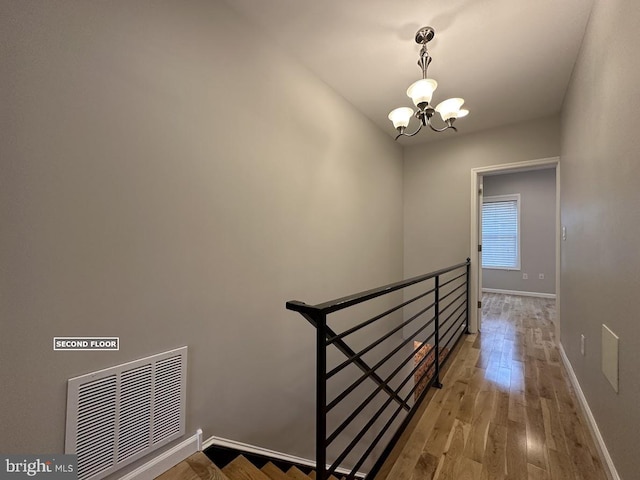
286 259 469 315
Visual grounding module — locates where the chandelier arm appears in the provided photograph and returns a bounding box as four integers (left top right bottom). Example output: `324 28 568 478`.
394 123 423 140
426 116 457 133
427 123 452 133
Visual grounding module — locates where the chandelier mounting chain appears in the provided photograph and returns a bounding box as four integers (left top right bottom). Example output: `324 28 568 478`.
387 26 468 140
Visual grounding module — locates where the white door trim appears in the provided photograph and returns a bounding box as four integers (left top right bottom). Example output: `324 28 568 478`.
469 156 560 336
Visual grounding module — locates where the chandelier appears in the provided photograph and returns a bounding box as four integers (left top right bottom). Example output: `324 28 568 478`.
388 26 468 140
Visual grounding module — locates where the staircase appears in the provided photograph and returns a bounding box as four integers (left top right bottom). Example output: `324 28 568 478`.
156 453 346 480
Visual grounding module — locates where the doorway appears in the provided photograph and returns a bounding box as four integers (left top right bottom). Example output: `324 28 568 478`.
469 157 560 338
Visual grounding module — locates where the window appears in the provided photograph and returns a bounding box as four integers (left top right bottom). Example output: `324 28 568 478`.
482 194 520 270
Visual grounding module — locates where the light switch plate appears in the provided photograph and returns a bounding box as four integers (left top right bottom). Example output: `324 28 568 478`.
602 324 619 393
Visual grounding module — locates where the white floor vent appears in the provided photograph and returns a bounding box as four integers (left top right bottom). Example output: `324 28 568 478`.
65 347 187 480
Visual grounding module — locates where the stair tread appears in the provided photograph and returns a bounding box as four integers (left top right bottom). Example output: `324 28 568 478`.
188 452 231 480
260 462 291 480
223 456 272 480
156 452 230 480
156 460 201 480
286 466 312 480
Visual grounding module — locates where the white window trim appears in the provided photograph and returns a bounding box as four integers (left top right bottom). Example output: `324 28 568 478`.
482 193 521 271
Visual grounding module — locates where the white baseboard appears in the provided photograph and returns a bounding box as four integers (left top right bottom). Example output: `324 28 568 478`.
558 345 620 480
482 288 556 299
119 429 203 480
203 435 367 478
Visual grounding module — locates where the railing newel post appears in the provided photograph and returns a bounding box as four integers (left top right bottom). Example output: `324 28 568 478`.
465 257 471 334
433 275 443 389
316 310 328 480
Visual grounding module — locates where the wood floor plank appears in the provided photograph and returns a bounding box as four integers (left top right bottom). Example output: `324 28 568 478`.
505 420 528 480
463 389 495 463
453 457 483 480
526 463 548 480
547 448 575 480
539 397 566 454
482 422 507 480
525 405 548 471
410 452 439 480
492 391 510 426
424 381 467 457
434 419 468 480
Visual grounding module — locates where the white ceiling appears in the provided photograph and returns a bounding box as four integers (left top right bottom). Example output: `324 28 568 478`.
222 0 593 144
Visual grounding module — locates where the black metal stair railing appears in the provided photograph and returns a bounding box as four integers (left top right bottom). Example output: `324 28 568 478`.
286 258 471 480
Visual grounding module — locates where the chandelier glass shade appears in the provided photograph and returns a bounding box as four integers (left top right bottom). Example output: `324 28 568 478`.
389 26 468 140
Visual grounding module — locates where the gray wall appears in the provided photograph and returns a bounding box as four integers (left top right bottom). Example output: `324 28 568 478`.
403 116 561 279
560 0 640 478
0 0 404 472
482 169 556 294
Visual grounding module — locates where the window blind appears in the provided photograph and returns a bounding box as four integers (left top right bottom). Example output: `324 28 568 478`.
482 198 519 269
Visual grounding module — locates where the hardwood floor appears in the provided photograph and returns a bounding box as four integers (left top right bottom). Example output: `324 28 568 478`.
380 293 608 480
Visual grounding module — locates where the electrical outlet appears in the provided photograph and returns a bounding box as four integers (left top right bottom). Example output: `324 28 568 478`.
581 334 585 356
522 273 528 280
539 273 545 280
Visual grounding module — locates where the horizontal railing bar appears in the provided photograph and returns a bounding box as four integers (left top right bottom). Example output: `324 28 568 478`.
439 271 467 289
439 289 467 316
442 312 467 351
326 316 436 412
439 297 466 329
327 350 439 476
326 332 437 445
438 280 466 304
440 309 466 347
326 300 436 380
442 320 467 365
326 287 436 346
286 260 469 315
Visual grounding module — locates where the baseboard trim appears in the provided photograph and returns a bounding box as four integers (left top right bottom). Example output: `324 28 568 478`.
119 429 203 480
558 345 620 480
203 435 366 478
482 288 556 299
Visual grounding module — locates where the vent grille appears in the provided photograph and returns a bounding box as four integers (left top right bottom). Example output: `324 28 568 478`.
65 347 187 480
153 356 182 444
118 365 152 462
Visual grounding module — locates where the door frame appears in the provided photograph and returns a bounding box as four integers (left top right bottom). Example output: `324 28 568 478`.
469 156 560 338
